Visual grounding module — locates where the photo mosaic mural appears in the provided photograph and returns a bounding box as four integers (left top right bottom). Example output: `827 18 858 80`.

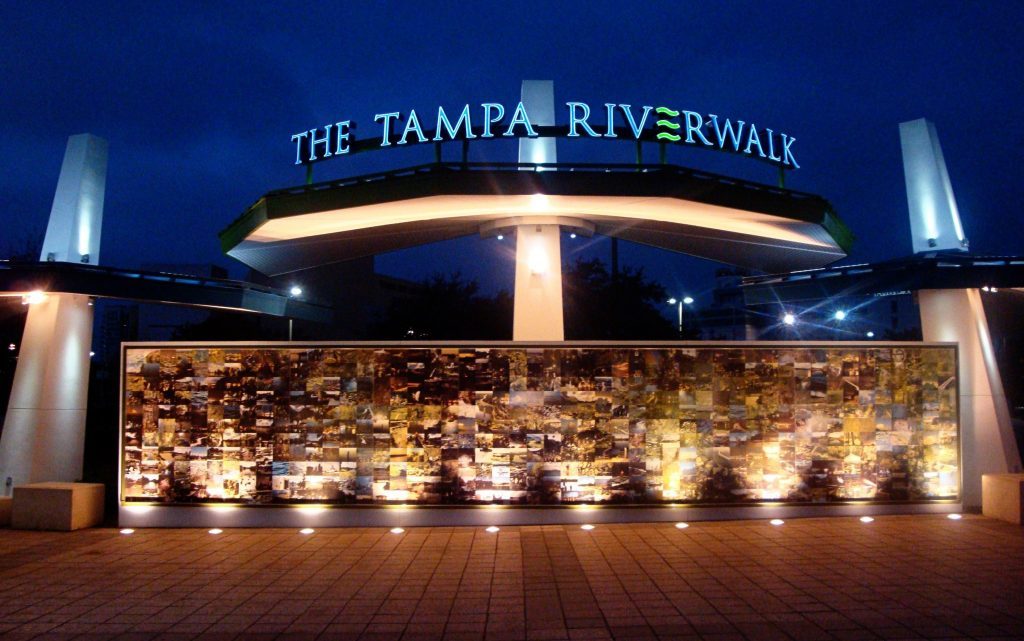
121 345 959 505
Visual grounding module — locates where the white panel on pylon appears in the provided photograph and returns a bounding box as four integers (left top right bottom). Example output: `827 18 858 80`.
518 80 556 166
40 133 108 265
899 119 967 255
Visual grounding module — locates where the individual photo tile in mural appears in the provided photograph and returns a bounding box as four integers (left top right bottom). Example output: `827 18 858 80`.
121 345 959 505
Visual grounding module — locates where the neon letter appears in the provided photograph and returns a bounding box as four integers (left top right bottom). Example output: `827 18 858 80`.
620 105 653 139
708 114 745 151
481 103 505 138
375 112 401 146
744 124 766 158
566 102 600 138
504 102 537 137
434 105 476 141
603 103 617 138
308 124 333 161
782 134 799 168
398 109 428 145
334 120 352 155
765 128 781 162
682 111 712 146
291 130 309 165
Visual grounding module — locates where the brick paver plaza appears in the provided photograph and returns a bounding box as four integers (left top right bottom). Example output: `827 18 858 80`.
0 514 1022 641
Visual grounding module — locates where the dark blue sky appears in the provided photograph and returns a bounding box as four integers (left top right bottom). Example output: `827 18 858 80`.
2 1 1022 302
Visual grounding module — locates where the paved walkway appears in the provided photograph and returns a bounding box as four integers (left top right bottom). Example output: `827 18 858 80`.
0 514 1022 641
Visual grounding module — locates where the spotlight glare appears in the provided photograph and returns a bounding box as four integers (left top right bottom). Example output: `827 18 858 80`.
769 519 785 526
485 526 500 533
22 290 46 305
390 527 405 534
289 286 302 297
682 296 694 305
834 310 847 321
580 524 595 531
947 513 963 520
667 298 677 305
866 331 875 338
674 522 689 529
208 528 223 535
119 528 134 535
299 528 315 535
859 516 874 523
782 313 796 326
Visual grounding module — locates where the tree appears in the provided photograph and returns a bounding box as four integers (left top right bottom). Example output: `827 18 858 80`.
562 258 677 339
367 272 512 340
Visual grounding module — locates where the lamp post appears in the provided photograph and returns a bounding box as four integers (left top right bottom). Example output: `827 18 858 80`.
667 296 694 337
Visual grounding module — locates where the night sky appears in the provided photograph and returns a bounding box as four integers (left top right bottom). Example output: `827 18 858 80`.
3 1 1022 304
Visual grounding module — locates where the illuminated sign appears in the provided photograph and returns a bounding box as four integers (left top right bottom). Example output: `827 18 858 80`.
292 101 800 169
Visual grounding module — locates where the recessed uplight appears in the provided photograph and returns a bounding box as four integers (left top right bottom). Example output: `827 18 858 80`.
390 527 405 534
119 528 134 535
485 526 500 533
580 524 595 531
208 528 223 535
859 516 874 523
769 519 785 526
947 513 963 520
674 522 689 529
299 528 315 535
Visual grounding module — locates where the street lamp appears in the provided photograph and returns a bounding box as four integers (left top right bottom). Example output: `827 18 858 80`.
667 296 694 337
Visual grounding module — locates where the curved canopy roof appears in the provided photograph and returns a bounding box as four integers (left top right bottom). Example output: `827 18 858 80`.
220 162 852 276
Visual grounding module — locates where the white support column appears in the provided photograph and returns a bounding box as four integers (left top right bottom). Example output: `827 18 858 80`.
919 289 1022 509
40 134 108 265
899 119 968 254
509 80 565 340
0 294 94 487
513 224 564 341
0 133 106 491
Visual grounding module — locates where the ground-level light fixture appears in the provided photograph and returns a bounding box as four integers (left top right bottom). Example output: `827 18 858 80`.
781 313 796 326
299 528 315 535
289 286 303 297
390 527 405 534
485 526 500 533
866 331 875 338
859 516 874 523
769 519 785 526
208 528 223 535
674 522 689 529
120 528 134 535
580 524 595 531
947 513 963 520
